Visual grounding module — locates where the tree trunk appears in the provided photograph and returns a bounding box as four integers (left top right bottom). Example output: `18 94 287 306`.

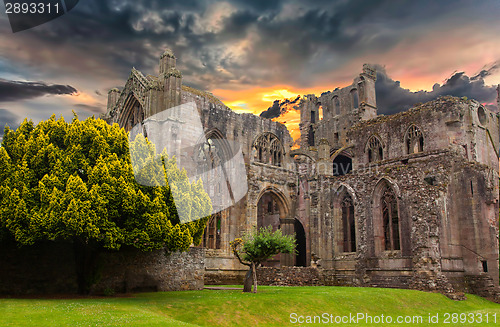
251 262 258 293
73 239 100 295
243 268 253 293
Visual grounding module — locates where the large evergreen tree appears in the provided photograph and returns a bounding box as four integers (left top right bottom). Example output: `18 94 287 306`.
0 115 211 294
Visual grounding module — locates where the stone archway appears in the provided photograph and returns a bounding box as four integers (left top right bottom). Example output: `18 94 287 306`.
256 188 299 267
118 95 144 132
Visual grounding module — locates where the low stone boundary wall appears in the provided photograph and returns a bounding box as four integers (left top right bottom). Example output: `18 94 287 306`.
204 269 247 285
255 267 499 302
257 267 338 286
0 242 204 295
94 247 204 294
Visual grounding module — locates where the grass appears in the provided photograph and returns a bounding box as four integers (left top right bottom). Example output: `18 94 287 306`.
1 286 500 326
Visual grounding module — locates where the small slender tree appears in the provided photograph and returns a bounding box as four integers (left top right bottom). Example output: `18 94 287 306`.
230 226 296 293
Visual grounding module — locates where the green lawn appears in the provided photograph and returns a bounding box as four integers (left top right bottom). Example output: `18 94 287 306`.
1 286 500 326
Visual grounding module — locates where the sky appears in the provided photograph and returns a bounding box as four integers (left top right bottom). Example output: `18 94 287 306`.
0 0 499 142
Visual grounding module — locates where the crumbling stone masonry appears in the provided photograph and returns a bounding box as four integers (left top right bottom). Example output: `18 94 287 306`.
105 49 500 299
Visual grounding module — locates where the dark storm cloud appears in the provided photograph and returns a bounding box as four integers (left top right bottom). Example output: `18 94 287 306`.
375 65 499 115
9 0 497 91
0 109 20 139
260 96 300 119
471 61 500 81
0 79 77 102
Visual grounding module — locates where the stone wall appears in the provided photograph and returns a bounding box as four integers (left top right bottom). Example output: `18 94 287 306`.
93 247 204 294
257 267 323 286
0 242 204 295
255 267 470 301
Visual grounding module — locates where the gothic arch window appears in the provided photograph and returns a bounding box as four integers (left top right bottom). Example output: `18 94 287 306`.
333 96 340 115
341 193 356 252
203 213 222 249
198 137 222 169
372 180 402 254
196 130 235 210
323 104 329 118
381 186 400 251
253 133 284 166
405 125 424 154
358 78 365 101
350 89 359 109
121 96 143 132
366 135 383 162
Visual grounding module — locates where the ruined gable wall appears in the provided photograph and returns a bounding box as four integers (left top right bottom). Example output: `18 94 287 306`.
347 97 494 169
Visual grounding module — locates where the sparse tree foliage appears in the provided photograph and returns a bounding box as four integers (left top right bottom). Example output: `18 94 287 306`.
230 226 296 293
0 115 211 294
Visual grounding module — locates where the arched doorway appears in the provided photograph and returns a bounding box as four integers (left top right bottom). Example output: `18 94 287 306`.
294 219 307 267
257 192 281 232
257 189 303 267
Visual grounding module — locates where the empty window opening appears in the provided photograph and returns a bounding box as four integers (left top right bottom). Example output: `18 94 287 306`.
367 136 383 162
482 260 488 273
350 89 359 109
341 194 356 252
382 187 400 251
203 213 222 249
405 125 424 154
333 155 352 176
333 96 340 115
478 106 487 125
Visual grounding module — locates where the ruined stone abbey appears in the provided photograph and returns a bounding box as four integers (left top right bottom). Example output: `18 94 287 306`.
104 49 500 297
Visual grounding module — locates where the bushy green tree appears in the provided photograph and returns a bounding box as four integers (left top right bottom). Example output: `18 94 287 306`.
230 226 296 293
0 115 211 294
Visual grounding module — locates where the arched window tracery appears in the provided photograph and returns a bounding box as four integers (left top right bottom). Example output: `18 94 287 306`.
381 186 400 251
405 125 424 154
253 133 284 166
203 213 222 249
366 135 383 162
341 194 356 253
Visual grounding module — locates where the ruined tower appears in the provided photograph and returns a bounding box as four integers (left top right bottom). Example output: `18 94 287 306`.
299 94 320 148
158 49 182 114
